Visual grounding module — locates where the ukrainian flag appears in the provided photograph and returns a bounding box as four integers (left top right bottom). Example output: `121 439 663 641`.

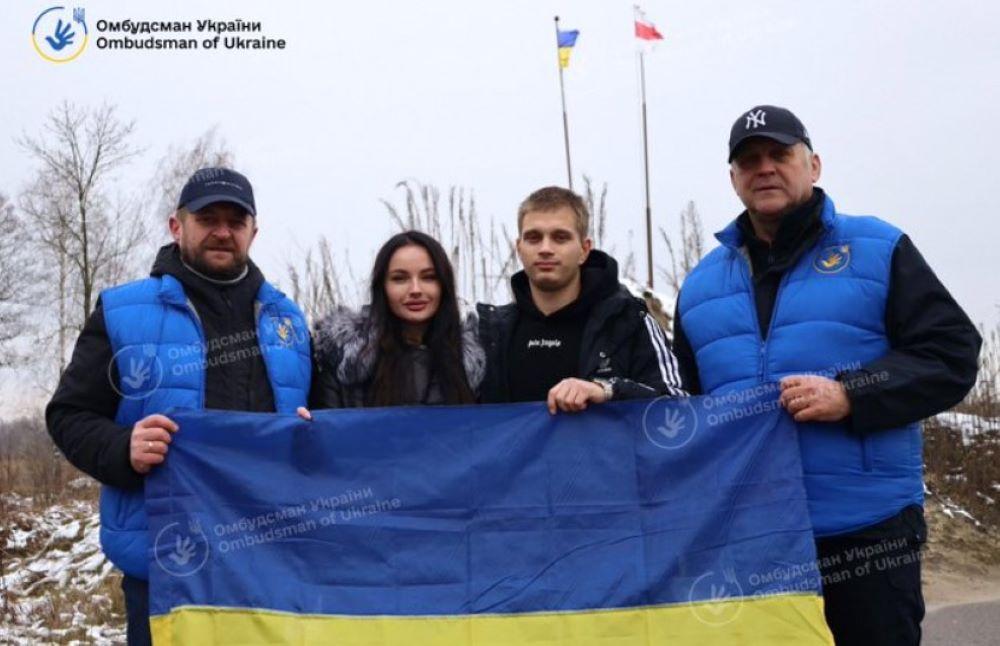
557 29 579 68
147 393 833 645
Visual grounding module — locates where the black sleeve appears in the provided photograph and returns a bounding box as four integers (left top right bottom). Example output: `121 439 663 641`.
611 311 687 400
838 235 982 433
671 298 703 395
45 297 143 490
308 345 345 409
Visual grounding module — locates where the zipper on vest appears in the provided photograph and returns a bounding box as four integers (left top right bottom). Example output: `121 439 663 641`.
760 272 792 381
738 252 792 382
860 435 873 472
183 298 207 408
254 301 282 410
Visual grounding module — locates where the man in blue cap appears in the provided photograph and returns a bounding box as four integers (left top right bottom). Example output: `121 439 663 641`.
46 168 312 645
672 106 981 645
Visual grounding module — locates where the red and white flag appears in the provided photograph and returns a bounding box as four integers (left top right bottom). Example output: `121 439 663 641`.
634 5 664 41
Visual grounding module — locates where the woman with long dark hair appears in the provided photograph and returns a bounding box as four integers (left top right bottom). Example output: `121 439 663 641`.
306 230 483 408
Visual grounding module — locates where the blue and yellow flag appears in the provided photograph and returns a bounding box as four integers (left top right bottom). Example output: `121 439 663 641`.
557 29 579 68
147 394 833 645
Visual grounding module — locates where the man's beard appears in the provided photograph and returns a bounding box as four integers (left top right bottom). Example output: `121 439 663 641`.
181 244 249 281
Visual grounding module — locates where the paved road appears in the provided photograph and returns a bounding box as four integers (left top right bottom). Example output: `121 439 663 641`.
924 600 1000 645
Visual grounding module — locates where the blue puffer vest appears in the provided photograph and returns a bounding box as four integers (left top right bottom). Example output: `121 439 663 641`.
678 195 923 537
99 274 311 579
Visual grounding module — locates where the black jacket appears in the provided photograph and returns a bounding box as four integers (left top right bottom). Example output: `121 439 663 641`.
673 190 982 434
477 250 686 403
46 244 280 490
310 306 486 408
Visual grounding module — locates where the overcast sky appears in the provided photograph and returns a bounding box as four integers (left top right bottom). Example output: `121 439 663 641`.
1 1 998 414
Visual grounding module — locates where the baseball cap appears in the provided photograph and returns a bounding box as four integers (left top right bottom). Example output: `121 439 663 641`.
177 167 256 216
728 105 812 162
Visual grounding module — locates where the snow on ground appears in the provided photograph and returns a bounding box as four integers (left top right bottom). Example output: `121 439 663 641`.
1 492 125 645
939 499 981 526
932 411 1000 444
924 483 984 528
621 277 673 311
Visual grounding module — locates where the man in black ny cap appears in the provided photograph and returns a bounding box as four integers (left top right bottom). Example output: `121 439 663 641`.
672 106 980 644
46 168 312 645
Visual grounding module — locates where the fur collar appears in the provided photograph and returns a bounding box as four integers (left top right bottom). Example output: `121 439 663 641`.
314 306 486 390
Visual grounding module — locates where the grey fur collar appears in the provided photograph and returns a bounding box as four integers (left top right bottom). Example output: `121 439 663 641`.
314 306 486 390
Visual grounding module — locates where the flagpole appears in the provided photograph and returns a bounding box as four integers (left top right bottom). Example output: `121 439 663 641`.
639 49 654 288
554 15 573 191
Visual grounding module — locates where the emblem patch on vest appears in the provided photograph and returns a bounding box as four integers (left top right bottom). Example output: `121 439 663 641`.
272 316 298 348
814 244 851 274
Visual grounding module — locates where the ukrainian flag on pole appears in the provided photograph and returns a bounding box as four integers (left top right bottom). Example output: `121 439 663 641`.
557 28 579 68
147 395 834 645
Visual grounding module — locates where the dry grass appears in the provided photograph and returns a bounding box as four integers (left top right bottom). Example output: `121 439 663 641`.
954 322 1000 423
0 416 86 502
28 572 124 642
924 424 1000 532
923 325 1000 566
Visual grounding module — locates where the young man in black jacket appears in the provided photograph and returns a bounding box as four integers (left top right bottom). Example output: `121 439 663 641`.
478 186 685 411
673 106 981 646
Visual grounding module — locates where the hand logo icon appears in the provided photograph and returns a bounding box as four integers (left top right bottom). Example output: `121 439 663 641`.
169 535 197 566
46 18 76 51
689 568 743 626
109 344 164 400
656 408 685 439
122 358 151 389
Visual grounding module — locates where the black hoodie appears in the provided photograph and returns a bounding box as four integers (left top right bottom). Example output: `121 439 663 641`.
477 250 686 403
506 253 619 402
46 244 276 490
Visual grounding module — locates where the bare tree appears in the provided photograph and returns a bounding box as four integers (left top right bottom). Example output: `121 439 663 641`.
581 175 641 284
953 322 1000 424
381 179 519 305
18 102 145 329
133 127 238 274
286 177 636 321
0 193 34 367
659 200 705 297
18 177 76 373
149 127 235 225
286 237 351 324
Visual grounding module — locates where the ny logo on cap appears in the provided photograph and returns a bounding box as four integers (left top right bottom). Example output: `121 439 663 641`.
745 109 766 130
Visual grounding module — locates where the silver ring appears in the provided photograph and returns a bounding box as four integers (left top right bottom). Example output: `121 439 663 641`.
146 440 152 451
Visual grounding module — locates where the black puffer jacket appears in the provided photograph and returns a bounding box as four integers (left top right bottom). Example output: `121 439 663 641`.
310 306 486 408
477 250 686 403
